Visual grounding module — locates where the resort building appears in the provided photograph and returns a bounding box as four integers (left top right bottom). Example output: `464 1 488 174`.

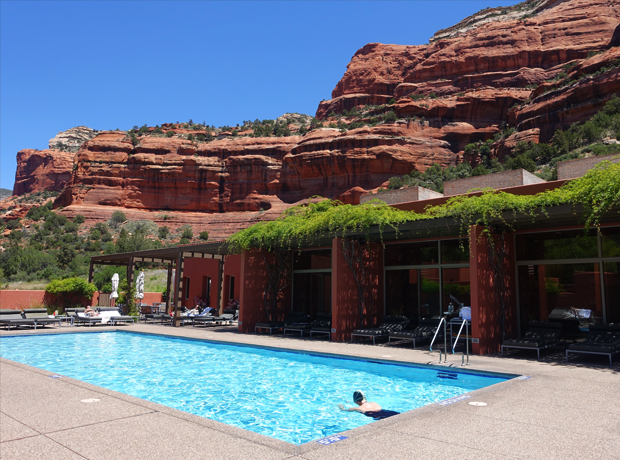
91 159 620 356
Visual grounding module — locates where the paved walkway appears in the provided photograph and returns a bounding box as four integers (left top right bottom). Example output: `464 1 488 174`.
1 324 618 459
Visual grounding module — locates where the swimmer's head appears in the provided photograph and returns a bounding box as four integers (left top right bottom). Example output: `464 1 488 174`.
353 390 366 404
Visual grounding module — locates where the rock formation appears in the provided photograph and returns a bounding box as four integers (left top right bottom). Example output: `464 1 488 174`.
49 126 98 152
12 149 74 196
8 0 620 239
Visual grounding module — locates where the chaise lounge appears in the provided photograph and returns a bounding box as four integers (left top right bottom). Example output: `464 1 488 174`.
501 321 562 359
388 318 442 348
98 307 135 326
0 309 34 330
22 309 62 329
309 313 332 339
566 324 620 366
351 316 410 345
255 312 310 334
284 312 329 338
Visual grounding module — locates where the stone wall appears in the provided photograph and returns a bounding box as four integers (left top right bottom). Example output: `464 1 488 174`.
557 153 620 180
361 186 443 205
444 169 545 196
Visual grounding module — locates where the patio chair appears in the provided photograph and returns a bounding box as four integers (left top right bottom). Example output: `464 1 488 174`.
501 321 562 359
191 307 217 327
283 313 315 337
75 312 105 327
22 309 62 329
351 316 410 345
389 318 441 348
309 313 332 340
0 309 33 330
255 312 309 334
97 307 135 326
566 324 620 366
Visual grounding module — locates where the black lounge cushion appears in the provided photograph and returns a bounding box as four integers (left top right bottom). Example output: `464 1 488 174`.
258 312 309 329
390 319 442 339
568 324 620 353
503 321 562 348
353 316 410 336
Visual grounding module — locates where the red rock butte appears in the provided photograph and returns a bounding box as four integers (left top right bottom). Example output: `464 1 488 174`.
9 0 620 238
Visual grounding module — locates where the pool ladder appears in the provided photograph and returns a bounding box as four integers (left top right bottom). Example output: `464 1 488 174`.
429 317 470 366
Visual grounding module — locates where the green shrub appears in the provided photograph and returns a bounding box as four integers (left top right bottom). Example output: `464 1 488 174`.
166 131 175 137
199 230 209 241
6 219 21 230
74 214 85 224
158 226 170 239
384 111 398 123
45 277 97 309
181 226 193 239
109 210 126 228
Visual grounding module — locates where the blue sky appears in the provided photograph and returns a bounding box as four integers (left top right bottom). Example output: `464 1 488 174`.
0 0 519 190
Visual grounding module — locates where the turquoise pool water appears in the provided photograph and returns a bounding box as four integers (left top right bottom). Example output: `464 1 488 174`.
0 332 510 444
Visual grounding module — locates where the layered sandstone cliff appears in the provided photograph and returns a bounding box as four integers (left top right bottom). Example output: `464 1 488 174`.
12 149 74 196
317 0 620 140
9 0 620 237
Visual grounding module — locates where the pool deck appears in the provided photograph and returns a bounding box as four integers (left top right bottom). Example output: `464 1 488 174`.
1 323 619 459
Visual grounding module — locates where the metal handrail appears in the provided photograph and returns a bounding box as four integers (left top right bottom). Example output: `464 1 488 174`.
429 317 448 363
451 319 470 366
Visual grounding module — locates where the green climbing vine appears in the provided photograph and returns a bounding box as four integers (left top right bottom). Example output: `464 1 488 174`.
228 160 620 253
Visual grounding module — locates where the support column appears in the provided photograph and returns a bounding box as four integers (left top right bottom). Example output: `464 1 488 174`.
88 261 94 283
165 262 173 312
174 251 185 327
217 256 225 315
126 257 134 316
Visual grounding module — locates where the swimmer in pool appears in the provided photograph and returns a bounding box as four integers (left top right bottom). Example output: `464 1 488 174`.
338 390 400 420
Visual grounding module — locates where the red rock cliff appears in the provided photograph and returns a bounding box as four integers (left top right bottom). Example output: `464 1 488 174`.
13 149 74 196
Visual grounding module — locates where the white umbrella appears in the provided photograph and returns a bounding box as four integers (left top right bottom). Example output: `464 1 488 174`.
110 273 119 299
135 270 145 300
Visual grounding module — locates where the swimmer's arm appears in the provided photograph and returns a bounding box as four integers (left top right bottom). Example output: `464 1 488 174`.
338 404 363 412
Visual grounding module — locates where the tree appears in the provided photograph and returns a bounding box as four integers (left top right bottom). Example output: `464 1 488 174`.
110 210 126 228
57 244 77 269
158 226 170 239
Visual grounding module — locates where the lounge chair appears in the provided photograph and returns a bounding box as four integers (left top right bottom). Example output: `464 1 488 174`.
98 307 135 326
0 309 33 330
255 312 309 334
309 313 332 340
566 324 620 366
283 314 315 337
389 318 442 348
75 312 104 327
501 321 562 359
22 309 62 329
191 308 217 327
351 316 410 345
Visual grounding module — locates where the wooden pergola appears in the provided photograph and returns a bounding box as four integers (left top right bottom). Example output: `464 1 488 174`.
89 242 231 326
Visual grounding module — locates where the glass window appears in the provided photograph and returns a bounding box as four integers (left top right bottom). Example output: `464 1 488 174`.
441 239 469 264
293 273 332 315
385 269 419 318
384 242 438 266
517 263 603 332
420 268 441 318
293 249 331 270
602 227 620 258
516 230 598 261
604 262 620 324
442 267 471 313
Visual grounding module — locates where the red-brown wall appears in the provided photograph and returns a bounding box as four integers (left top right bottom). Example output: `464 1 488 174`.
238 250 292 333
181 258 221 311
331 239 384 341
223 254 241 307
469 226 518 354
0 290 162 310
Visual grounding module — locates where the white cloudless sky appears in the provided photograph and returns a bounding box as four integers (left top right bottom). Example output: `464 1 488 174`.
0 0 519 190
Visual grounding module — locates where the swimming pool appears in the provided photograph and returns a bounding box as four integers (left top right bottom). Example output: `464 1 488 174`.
0 331 512 444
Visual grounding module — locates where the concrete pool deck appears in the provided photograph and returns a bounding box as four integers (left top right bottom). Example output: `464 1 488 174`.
1 323 619 459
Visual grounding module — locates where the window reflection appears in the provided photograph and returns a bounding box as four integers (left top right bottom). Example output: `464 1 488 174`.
441 239 469 264
442 267 471 313
293 273 332 315
293 249 331 270
604 262 620 324
516 230 598 261
602 227 620 258
518 263 603 332
384 242 438 266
